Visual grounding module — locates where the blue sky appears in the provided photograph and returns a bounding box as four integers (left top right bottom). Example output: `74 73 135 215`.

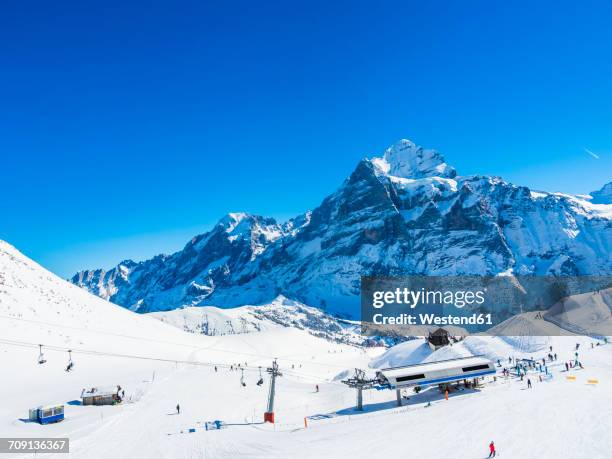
1 0 611 277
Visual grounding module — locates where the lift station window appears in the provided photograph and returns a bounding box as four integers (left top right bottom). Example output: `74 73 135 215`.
462 364 490 372
396 373 425 382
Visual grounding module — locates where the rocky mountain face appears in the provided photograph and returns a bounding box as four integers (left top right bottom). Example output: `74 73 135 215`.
71 139 612 317
591 182 612 204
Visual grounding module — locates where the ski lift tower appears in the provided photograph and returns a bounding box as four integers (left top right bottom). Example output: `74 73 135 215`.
264 359 282 423
342 368 377 411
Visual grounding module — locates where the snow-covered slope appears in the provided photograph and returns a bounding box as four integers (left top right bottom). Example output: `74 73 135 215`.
544 287 612 335
0 240 197 349
2 240 612 458
369 334 599 369
149 295 367 346
0 240 383 457
71 139 612 317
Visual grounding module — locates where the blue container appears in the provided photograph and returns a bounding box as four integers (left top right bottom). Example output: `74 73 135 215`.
31 405 64 424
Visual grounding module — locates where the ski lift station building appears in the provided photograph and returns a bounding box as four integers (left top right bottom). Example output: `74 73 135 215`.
28 405 64 424
81 386 122 406
426 327 451 351
376 356 496 389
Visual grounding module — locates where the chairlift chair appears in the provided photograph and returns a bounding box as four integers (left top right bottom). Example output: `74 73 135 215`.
65 350 74 372
37 344 47 365
257 366 264 386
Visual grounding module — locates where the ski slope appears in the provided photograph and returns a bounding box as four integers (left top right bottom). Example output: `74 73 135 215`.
1 240 612 458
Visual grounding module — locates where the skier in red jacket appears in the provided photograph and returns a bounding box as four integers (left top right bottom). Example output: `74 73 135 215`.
488 441 496 457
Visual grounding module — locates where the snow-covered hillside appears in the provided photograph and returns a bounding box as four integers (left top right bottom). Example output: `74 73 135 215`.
71 139 612 317
2 240 612 458
149 295 368 346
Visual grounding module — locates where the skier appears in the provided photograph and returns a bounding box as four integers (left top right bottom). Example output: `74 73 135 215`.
315 384 319 393
176 404 180 414
214 366 218 372
527 378 532 389
488 441 496 457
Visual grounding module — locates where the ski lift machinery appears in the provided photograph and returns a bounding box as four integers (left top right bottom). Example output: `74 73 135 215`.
343 356 496 410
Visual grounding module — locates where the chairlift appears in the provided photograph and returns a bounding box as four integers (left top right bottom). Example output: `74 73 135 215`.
37 344 47 365
257 366 264 386
65 350 74 372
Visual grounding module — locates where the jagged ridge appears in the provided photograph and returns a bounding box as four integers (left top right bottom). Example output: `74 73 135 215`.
71 139 612 316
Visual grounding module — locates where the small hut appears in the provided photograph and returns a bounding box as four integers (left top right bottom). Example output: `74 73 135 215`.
427 328 450 350
81 386 122 406
28 405 64 424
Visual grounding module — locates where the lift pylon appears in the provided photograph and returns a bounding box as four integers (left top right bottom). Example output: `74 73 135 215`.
341 368 377 411
264 359 282 423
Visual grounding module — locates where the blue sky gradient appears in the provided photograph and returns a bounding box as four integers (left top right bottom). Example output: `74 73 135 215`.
1 0 611 276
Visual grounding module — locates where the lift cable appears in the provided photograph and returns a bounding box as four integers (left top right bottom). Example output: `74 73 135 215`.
0 315 355 371
0 337 341 383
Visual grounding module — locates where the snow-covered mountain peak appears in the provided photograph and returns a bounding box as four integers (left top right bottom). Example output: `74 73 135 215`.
591 181 612 204
372 138 457 180
216 213 280 238
70 137 611 316
219 212 250 231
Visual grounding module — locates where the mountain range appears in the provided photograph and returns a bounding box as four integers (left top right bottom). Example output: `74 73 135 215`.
70 139 612 317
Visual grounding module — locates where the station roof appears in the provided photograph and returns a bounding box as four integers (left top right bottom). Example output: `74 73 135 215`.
81 386 119 398
379 356 493 379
